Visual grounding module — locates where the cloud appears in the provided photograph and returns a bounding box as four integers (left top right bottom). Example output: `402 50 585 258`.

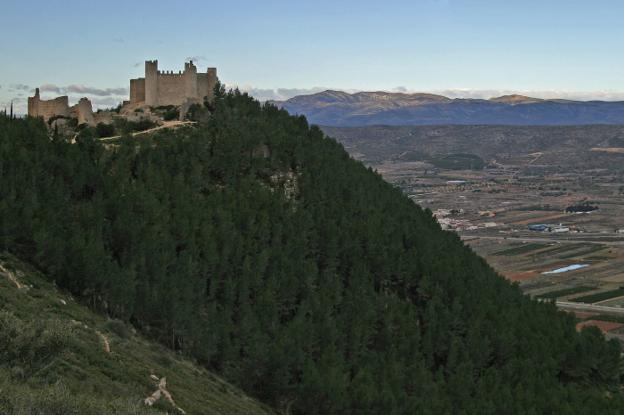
66 85 128 96
431 89 624 101
9 84 31 92
89 96 125 107
40 84 63 94
226 85 329 102
38 84 127 97
185 55 207 64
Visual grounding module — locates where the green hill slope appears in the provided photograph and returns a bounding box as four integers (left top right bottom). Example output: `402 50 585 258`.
1 89 624 414
0 252 274 415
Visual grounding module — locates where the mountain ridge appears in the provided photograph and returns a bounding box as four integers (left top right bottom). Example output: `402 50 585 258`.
273 90 624 126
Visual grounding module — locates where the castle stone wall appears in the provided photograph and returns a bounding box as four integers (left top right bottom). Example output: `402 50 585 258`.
27 88 96 126
130 78 145 104
197 74 209 103
132 60 218 107
72 98 95 125
28 89 70 120
207 68 218 96
28 59 218 122
155 74 190 106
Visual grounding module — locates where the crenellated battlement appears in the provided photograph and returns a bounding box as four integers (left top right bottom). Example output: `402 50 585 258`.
158 71 184 77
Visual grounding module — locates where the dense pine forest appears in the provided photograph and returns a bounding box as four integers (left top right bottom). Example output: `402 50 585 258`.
1 88 624 414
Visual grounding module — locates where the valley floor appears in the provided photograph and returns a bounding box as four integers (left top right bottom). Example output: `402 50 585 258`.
326 124 624 338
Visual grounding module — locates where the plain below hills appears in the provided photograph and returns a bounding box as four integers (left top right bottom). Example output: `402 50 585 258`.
273 90 624 126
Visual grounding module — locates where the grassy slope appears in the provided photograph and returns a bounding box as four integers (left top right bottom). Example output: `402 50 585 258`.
0 252 274 415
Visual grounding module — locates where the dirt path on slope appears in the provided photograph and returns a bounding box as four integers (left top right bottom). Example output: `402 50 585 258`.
0 263 25 289
95 330 111 354
144 376 186 414
98 121 197 142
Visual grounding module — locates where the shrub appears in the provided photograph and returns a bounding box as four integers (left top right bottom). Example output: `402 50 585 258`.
162 107 180 121
0 312 70 376
104 319 131 339
76 126 96 140
95 122 115 138
152 105 180 121
114 118 158 135
185 103 211 122
47 115 69 126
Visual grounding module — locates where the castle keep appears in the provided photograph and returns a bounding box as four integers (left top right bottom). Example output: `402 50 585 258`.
130 60 218 106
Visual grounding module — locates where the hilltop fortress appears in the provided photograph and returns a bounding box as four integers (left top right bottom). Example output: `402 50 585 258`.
27 59 219 125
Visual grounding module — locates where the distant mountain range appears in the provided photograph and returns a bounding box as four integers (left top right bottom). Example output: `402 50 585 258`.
272 90 624 126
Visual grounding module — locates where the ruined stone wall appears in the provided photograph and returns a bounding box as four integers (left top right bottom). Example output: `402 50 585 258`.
27 91 70 121
71 98 95 126
130 78 145 104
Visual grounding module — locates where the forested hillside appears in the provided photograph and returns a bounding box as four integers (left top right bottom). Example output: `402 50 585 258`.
1 89 624 414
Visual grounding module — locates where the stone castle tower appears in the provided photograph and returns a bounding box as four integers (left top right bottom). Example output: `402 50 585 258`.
130 60 218 107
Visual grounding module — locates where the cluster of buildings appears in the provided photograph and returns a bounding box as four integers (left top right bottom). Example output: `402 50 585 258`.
434 209 498 231
27 60 218 126
528 223 571 233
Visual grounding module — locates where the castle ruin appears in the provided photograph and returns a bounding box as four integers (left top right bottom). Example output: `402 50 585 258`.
27 59 219 125
129 60 218 107
28 88 95 125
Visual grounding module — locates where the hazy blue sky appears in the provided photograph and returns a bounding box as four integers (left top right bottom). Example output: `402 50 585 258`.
2 0 624 111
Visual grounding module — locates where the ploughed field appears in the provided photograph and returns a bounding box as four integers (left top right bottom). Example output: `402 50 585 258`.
324 124 624 337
